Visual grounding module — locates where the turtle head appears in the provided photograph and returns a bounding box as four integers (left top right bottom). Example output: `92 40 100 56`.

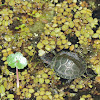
40 52 54 66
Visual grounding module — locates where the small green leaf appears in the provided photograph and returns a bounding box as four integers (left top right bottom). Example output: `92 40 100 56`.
7 54 16 68
7 52 27 69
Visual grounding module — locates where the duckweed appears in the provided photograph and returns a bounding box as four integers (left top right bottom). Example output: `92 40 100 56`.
39 78 44 84
7 94 14 99
0 0 100 100
34 92 40 96
25 92 31 98
40 91 45 95
45 79 50 84
38 49 46 56
45 45 52 51
0 85 5 94
29 89 34 93
42 73 48 78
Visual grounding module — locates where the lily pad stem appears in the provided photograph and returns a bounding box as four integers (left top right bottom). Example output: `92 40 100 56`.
16 68 19 88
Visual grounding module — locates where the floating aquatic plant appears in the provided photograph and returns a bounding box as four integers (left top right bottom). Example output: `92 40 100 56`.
7 52 27 88
0 85 5 97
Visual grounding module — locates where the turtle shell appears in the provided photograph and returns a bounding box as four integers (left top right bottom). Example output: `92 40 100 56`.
51 51 86 79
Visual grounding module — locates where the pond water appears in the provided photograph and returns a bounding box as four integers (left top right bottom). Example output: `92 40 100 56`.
0 0 100 100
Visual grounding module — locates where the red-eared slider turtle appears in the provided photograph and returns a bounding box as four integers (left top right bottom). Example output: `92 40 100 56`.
41 51 86 79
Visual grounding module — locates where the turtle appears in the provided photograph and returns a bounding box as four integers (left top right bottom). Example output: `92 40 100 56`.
41 51 87 80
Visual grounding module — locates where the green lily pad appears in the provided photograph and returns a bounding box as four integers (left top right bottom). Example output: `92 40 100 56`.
7 52 27 69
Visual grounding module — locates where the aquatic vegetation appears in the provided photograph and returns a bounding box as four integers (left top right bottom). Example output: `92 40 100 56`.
1 48 13 63
80 94 93 100
7 52 27 88
24 45 36 57
34 67 60 85
7 94 14 99
34 81 65 100
37 0 99 56
0 85 5 98
89 51 100 75
69 78 93 93
92 28 100 51
0 0 100 99
0 8 13 27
